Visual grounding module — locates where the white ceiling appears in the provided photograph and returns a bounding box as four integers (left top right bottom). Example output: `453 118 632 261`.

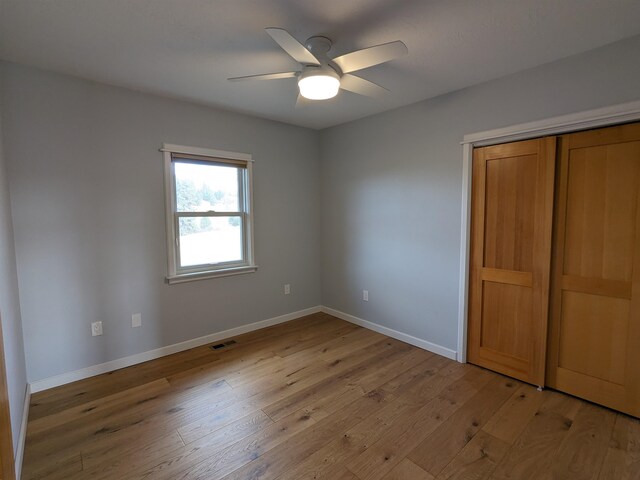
1 0 640 129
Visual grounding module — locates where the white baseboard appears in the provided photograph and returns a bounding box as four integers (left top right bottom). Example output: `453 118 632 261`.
15 383 30 480
29 306 322 393
321 306 457 361
29 304 458 394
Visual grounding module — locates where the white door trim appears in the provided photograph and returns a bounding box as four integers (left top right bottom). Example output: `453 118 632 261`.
456 99 640 363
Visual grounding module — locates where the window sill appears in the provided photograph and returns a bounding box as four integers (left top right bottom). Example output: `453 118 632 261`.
166 265 258 284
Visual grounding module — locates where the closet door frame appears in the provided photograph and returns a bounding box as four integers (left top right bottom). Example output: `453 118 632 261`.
458 100 640 363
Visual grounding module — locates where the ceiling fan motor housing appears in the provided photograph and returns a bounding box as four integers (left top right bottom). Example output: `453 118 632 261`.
298 36 341 100
305 36 333 57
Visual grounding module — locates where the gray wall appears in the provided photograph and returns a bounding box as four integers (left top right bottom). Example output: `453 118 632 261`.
0 62 322 382
0 94 27 451
2 34 640 386
320 35 640 353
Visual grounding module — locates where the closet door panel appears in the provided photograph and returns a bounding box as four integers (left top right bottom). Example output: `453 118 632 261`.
558 291 628 385
481 281 533 360
483 154 536 272
468 138 556 386
563 143 640 281
547 122 640 417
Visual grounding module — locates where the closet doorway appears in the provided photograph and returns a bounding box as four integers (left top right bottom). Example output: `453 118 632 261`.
467 122 640 418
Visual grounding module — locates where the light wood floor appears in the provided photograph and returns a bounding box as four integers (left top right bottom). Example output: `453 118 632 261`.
23 313 640 479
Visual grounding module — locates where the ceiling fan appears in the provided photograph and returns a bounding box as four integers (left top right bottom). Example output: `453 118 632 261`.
228 28 408 103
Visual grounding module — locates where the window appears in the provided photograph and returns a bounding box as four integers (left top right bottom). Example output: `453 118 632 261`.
163 144 256 283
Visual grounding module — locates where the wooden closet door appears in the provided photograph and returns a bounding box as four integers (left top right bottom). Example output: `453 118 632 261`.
468 138 556 386
547 123 640 417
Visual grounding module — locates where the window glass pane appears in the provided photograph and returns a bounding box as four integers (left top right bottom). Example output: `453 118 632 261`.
174 162 240 213
178 216 242 267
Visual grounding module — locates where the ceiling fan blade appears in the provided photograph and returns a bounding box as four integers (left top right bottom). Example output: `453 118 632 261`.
340 74 389 97
332 41 408 73
228 71 299 81
265 28 321 66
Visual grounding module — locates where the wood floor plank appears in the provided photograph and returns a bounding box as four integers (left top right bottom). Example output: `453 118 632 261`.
598 414 640 479
273 322 359 357
131 410 297 479
377 353 461 398
215 384 396 480
408 376 517 476
27 379 171 437
313 327 385 362
20 314 640 480
171 406 333 480
274 354 464 480
21 452 82 480
77 377 273 456
74 430 186 480
301 352 464 427
354 347 433 393
28 351 216 421
538 402 616 479
381 459 435 480
178 404 273 445
23 377 234 466
216 345 444 480
32 326 380 467
261 338 408 422
175 339 414 445
481 384 547 444
221 326 377 389
346 367 494 480
433 430 509 480
165 316 351 391
332 469 361 480
488 391 583 480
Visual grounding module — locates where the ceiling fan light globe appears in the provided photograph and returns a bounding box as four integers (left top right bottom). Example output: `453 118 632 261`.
298 74 340 100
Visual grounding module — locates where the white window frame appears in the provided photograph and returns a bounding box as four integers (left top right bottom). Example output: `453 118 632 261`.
162 143 257 284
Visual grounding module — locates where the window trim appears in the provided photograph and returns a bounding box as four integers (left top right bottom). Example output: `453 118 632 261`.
162 143 257 284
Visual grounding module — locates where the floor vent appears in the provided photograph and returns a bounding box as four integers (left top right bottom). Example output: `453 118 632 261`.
210 339 237 350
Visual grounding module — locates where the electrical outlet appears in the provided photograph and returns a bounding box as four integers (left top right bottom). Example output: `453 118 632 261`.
91 321 103 336
284 284 291 295
132 313 142 328
363 290 369 301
